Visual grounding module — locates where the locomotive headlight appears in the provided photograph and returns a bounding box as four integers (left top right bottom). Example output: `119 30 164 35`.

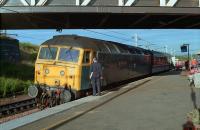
60 70 65 76
45 69 49 74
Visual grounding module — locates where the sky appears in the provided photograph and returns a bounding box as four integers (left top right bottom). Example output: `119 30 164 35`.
4 29 200 55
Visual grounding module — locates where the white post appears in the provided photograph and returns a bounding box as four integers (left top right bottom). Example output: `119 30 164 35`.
76 0 91 6
36 0 48 6
76 0 80 6
173 49 175 57
81 0 91 6
125 0 136 6
31 0 35 6
20 0 29 6
160 0 178 7
160 0 165 6
119 0 137 6
165 45 168 53
0 0 5 4
170 48 173 55
118 0 124 6
199 0 200 7
135 34 138 47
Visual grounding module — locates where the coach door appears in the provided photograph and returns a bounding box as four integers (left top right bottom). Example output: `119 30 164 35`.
80 50 92 90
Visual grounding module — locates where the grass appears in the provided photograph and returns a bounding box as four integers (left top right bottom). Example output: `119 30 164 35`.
0 42 39 98
19 42 39 63
0 61 35 81
0 77 32 98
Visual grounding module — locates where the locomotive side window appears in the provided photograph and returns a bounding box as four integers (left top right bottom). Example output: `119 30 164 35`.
106 43 118 53
116 45 127 53
39 47 57 60
83 51 90 63
58 48 79 62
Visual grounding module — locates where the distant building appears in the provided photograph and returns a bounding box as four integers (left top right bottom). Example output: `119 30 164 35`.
0 35 20 63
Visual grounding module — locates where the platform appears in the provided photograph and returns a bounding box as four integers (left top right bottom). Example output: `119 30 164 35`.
1 70 200 130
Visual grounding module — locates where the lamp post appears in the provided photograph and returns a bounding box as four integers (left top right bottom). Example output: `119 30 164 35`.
184 44 190 65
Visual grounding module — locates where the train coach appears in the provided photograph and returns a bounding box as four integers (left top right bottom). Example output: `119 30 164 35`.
28 35 170 107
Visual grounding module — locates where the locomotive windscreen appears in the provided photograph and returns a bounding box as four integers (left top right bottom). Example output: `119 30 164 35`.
58 48 79 63
39 47 57 60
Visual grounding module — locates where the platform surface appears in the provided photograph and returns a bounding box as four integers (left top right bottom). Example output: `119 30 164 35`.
55 71 200 130
2 70 199 130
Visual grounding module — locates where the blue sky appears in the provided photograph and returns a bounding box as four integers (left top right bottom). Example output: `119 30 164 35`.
6 29 200 55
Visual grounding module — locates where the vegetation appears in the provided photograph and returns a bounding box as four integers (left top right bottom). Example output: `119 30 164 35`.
0 61 35 81
176 54 199 61
0 77 31 98
176 55 190 61
19 42 39 63
0 41 39 98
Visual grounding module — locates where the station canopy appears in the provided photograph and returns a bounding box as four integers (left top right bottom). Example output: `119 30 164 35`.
0 0 200 29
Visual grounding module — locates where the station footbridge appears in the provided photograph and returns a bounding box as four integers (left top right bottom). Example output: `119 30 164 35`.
0 0 200 29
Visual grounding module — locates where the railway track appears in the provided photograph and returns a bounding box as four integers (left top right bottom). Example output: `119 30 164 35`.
0 98 36 118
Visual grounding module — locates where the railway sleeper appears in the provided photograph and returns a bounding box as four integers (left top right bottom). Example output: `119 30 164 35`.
0 99 36 117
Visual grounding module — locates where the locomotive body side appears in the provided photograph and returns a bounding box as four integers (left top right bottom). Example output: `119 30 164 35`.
35 45 81 90
151 51 171 74
98 52 152 86
28 35 169 107
33 45 85 103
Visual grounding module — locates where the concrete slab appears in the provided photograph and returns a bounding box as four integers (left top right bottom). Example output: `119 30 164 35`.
0 77 151 130
0 95 100 130
54 71 200 130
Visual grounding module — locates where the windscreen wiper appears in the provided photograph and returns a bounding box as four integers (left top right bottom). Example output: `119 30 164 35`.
65 47 74 62
47 44 54 59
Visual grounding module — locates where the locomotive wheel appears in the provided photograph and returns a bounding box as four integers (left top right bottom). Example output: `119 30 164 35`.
49 97 56 108
41 93 48 109
61 90 71 103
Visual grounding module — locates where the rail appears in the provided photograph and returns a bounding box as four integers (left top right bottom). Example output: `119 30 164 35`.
0 98 36 118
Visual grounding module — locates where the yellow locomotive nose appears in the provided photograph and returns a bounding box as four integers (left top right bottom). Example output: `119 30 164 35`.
54 80 60 86
35 64 69 87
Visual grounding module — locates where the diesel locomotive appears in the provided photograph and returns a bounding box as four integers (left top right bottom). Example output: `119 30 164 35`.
28 35 171 107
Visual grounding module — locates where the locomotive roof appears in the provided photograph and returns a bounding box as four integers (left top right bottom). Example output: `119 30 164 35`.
42 35 155 55
42 35 106 50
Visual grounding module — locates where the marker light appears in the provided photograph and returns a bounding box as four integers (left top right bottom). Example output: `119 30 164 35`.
60 70 65 76
45 69 49 74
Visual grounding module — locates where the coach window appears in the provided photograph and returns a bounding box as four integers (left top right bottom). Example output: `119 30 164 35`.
83 51 90 64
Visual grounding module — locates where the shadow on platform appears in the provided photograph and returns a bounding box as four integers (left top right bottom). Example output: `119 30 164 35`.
189 84 198 109
153 70 182 76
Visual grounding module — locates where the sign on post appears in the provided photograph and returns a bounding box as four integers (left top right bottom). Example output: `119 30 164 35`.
181 45 188 52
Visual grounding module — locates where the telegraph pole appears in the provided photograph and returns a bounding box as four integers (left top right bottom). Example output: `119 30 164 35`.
164 45 168 53
134 33 138 47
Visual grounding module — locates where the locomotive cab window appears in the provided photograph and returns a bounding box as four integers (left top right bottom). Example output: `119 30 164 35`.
83 51 91 64
39 47 57 60
58 48 79 63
